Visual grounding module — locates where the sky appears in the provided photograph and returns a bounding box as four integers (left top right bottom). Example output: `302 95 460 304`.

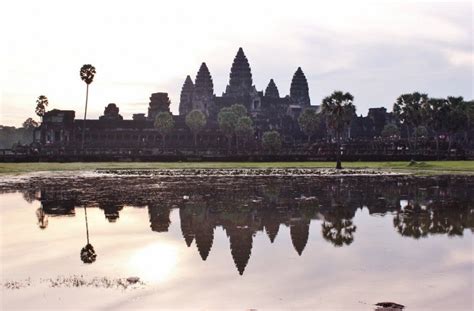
1 0 472 127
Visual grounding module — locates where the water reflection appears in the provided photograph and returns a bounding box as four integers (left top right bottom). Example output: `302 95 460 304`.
4 175 473 275
80 204 97 264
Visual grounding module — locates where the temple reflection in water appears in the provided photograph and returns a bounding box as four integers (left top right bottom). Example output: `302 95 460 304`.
8 175 474 275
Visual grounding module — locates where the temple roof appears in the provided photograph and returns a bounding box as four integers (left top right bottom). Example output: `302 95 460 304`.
265 79 280 98
264 222 280 243
182 75 194 92
228 227 253 275
290 67 310 106
290 221 310 256
224 48 253 97
195 226 214 261
194 63 214 96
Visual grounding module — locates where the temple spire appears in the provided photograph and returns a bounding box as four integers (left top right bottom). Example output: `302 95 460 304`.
265 79 280 98
195 225 214 261
224 47 253 97
290 220 310 256
179 208 195 247
265 222 280 243
179 75 194 116
194 63 213 95
228 226 253 275
290 67 310 106
193 63 214 114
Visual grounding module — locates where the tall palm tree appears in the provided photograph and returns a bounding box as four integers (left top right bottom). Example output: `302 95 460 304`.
80 64 96 152
321 91 355 169
393 92 427 154
35 95 49 120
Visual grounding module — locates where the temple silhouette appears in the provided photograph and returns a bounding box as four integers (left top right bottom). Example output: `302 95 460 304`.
7 175 473 275
33 47 410 158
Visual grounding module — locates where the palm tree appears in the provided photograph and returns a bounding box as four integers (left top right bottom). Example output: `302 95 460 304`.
35 95 49 120
393 92 427 154
80 64 96 152
422 98 448 159
321 91 355 169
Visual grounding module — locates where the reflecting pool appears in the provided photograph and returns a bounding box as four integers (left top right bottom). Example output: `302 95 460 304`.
1 172 473 310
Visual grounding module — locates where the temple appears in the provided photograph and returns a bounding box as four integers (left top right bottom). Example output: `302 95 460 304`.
28 47 469 160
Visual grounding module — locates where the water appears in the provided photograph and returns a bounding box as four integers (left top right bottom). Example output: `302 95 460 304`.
1 172 473 310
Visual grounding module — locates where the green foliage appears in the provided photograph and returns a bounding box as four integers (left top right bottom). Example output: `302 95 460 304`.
185 110 207 134
298 108 320 140
262 130 282 153
381 123 400 138
321 91 355 136
466 101 474 129
414 125 428 138
80 64 96 85
230 104 247 119
235 116 254 141
154 112 175 136
217 107 238 138
22 118 39 129
445 96 468 134
0 126 34 148
393 92 427 128
35 95 49 118
422 98 449 135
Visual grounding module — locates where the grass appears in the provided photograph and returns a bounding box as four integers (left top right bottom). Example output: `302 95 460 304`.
0 161 473 175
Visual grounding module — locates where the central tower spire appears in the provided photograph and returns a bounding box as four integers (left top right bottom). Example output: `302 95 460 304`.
224 47 253 97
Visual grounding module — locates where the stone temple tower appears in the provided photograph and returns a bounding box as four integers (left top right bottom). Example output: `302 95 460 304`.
147 92 171 120
224 47 254 98
290 67 310 106
179 75 194 116
192 63 214 115
265 79 280 98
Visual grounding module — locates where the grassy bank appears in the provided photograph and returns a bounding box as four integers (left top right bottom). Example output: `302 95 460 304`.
0 161 473 175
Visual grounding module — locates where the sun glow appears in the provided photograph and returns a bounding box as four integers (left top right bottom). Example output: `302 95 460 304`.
128 242 179 283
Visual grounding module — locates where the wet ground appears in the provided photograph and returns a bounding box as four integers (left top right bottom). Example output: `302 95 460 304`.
1 169 473 310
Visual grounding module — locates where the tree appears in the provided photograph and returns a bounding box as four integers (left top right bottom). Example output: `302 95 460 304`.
393 92 427 153
80 64 96 151
262 130 282 153
22 118 39 129
321 91 355 169
465 101 474 144
218 107 239 152
185 110 207 147
381 123 400 138
445 96 468 153
230 104 247 119
235 116 254 149
154 111 174 148
35 95 49 119
422 98 448 158
298 108 321 142
414 125 428 138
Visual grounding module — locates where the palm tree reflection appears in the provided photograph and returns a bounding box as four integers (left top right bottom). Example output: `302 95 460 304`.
80 205 97 264
35 207 48 229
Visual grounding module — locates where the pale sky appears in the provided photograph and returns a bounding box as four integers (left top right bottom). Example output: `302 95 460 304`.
1 0 472 127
